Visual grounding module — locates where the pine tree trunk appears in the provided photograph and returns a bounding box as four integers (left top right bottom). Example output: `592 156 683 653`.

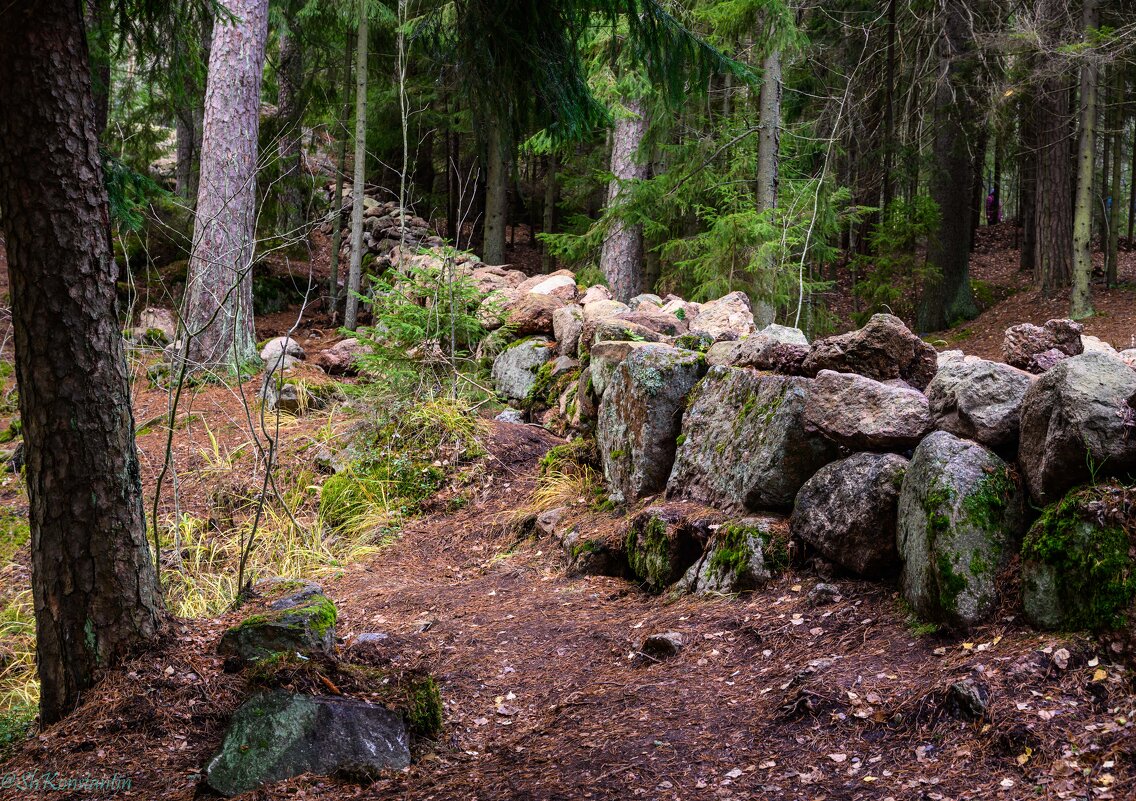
1070 0 1098 320
881 0 897 210
175 111 196 199
1033 53 1073 292
541 153 557 272
917 0 978 332
343 6 368 331
275 27 305 237
0 0 163 724
756 49 782 215
1107 68 1121 286
182 0 269 371
1018 98 1038 272
483 122 508 265
328 33 353 321
600 96 649 302
174 13 212 203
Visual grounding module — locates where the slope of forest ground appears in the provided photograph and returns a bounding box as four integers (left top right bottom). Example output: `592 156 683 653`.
2 230 1136 799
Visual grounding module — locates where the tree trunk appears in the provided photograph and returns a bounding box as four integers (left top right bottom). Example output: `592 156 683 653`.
881 0 897 210
0 0 163 724
756 49 782 215
1019 97 1038 272
275 26 306 237
1107 67 1121 286
1033 19 1074 294
182 0 268 371
541 152 557 272
85 0 112 138
328 33 353 321
917 0 978 332
970 125 988 246
174 13 212 202
1070 0 1098 320
483 122 508 265
599 96 649 302
991 130 1002 225
343 5 368 331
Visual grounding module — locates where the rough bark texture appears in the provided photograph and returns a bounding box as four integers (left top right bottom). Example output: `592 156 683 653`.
182 0 269 370
1018 91 1037 274
756 50 782 215
343 9 368 331
1070 0 1097 319
174 14 212 202
483 123 509 265
0 0 163 723
1034 80 1073 292
542 153 558 272
917 0 978 332
600 96 649 302
274 26 306 237
327 34 353 320
1106 68 1121 287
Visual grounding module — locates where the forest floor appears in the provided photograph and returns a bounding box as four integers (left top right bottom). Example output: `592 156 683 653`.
2 227 1136 799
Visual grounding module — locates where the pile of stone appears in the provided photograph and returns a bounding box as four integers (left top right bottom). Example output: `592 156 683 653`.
485 285 1136 635
319 183 449 274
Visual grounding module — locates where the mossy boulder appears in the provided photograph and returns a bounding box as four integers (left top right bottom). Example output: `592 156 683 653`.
666 367 839 512
1021 482 1135 631
588 340 652 400
625 504 721 592
897 431 1024 630
678 515 786 595
205 690 410 796
563 529 629 578
491 336 552 400
218 593 338 661
596 345 707 504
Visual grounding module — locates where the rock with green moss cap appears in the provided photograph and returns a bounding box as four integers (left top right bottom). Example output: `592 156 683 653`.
679 515 786 595
588 341 652 400
218 592 338 661
491 336 551 400
596 345 707 504
791 452 908 577
205 690 410 796
666 367 839 512
897 431 1024 630
1021 482 1135 631
625 503 722 592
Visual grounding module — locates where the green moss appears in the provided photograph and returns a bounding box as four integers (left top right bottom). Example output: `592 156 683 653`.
609 449 627 460
675 434 687 447
708 524 754 579
961 469 1012 532
0 512 28 564
0 704 35 761
627 515 672 591
569 538 603 560
935 552 967 614
406 675 444 739
1021 484 1135 631
0 419 21 444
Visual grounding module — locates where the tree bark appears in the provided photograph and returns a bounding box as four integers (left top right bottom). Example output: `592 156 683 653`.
756 49 782 215
182 0 268 371
174 13 212 202
328 33 353 321
600 96 649 302
881 0 897 210
483 122 509 265
275 25 306 237
1107 67 1121 286
541 153 558 272
1019 97 1038 272
1070 0 1097 319
917 0 978 332
0 0 163 724
343 5 368 331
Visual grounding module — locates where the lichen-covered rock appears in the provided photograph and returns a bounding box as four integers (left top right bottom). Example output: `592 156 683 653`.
517 270 578 301
506 293 565 335
625 503 721 592
666 367 839 511
597 346 707 504
260 372 333 415
1021 482 1135 631
926 355 1035 447
734 324 810 374
678 516 786 595
136 307 177 345
705 340 744 367
491 337 552 400
622 307 687 336
1018 352 1136 504
578 317 668 358
804 370 932 450
803 313 938 390
629 293 663 310
205 691 410 796
896 431 1024 630
791 453 907 577
580 284 612 304
218 593 338 661
261 336 305 372
1003 319 1084 373
315 338 368 376
588 341 652 399
563 528 628 578
688 291 757 341
552 304 584 356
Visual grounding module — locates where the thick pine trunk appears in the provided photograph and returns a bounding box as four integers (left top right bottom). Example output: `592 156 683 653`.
1070 0 1098 319
600 97 649 302
275 27 306 237
182 0 268 371
756 50 782 215
0 0 163 724
483 123 509 265
917 0 978 332
1034 80 1073 292
343 6 368 331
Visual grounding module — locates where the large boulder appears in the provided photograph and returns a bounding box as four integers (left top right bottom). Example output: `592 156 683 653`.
625 503 721 592
896 431 1024 630
579 318 668 358
925 355 1035 447
205 691 410 796
136 307 178 344
552 304 584 356
791 453 908 577
622 307 687 337
678 516 786 595
261 336 306 372
491 337 552 400
580 285 612 304
506 293 565 335
588 341 652 399
689 291 758 341
596 345 707 504
517 269 579 301
1018 352 1136 504
705 340 744 367
218 592 337 661
734 324 810 374
803 314 938 390
804 370 932 450
1003 319 1084 373
667 367 839 512
1021 482 1135 631
315 338 368 376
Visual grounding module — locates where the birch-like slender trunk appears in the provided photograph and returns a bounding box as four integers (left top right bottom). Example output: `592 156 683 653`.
599 96 649 302
344 6 369 331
